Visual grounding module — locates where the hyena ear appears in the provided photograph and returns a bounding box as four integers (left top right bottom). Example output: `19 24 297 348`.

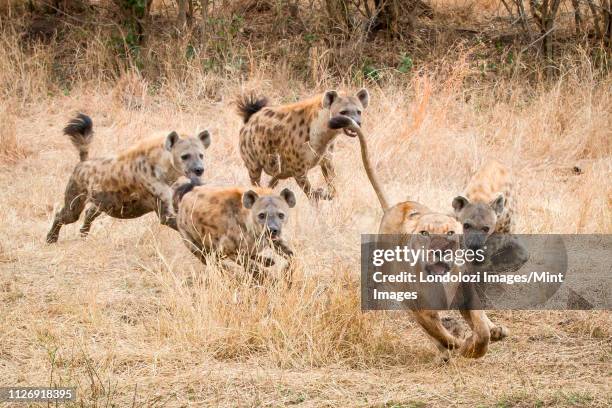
242 190 259 209
452 196 469 213
280 188 296 208
489 194 505 216
198 130 211 149
165 131 179 151
322 90 338 109
356 88 369 109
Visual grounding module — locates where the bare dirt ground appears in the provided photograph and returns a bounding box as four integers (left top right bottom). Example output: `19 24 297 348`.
0 77 610 407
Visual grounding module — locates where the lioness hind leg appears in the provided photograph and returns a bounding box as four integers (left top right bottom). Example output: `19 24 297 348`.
484 313 509 342
459 310 491 358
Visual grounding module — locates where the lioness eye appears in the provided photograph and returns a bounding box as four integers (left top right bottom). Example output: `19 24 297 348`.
447 231 455 236
181 154 190 160
278 213 285 220
482 226 490 233
420 230 429 236
258 213 266 220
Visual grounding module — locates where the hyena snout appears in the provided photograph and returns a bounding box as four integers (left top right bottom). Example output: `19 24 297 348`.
191 165 204 177
266 221 282 239
464 231 488 252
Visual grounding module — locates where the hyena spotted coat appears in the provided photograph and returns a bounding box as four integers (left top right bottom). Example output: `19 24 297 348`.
47 114 211 243
173 177 296 279
452 159 515 250
236 89 369 200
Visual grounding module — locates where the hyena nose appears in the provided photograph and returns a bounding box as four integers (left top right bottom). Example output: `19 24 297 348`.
269 227 280 237
194 167 204 176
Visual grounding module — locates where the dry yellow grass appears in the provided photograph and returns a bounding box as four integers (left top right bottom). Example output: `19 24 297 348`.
0 19 611 407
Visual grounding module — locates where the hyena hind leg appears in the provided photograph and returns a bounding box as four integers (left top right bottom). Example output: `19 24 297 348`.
46 181 87 244
80 206 103 237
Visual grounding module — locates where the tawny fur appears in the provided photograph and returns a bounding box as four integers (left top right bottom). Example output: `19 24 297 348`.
336 119 507 359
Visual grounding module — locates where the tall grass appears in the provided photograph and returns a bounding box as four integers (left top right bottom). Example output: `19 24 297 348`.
0 4 610 406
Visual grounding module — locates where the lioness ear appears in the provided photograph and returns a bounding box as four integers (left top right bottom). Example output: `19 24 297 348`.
165 131 179 151
198 130 211 149
280 188 296 208
322 90 338 109
490 194 505 216
356 88 369 109
452 196 469 213
242 190 259 209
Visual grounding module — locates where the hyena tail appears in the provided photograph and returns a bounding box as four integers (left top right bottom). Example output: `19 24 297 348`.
63 113 94 161
236 93 269 123
172 176 202 212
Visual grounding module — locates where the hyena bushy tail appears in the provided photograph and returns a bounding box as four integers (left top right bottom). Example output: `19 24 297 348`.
172 176 202 211
63 113 93 161
236 93 269 123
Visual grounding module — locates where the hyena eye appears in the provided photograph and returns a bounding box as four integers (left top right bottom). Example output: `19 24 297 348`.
447 231 455 236
339 110 349 116
463 223 471 230
278 212 285 220
357 110 362 115
482 226 490 233
258 213 266 220
181 154 191 161
420 230 429 237
199 153 204 159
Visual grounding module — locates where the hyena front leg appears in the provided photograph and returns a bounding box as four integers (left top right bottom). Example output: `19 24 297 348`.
272 239 294 259
319 155 337 200
294 173 326 201
247 164 263 187
47 179 87 244
142 178 177 230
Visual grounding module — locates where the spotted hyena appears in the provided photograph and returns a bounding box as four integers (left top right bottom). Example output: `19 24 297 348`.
46 113 211 243
452 160 515 250
173 177 296 279
236 89 369 200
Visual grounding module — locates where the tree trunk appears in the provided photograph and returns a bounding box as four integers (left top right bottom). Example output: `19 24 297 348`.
178 0 187 28
200 0 209 44
325 0 351 33
571 0 582 33
605 0 612 46
372 0 399 32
